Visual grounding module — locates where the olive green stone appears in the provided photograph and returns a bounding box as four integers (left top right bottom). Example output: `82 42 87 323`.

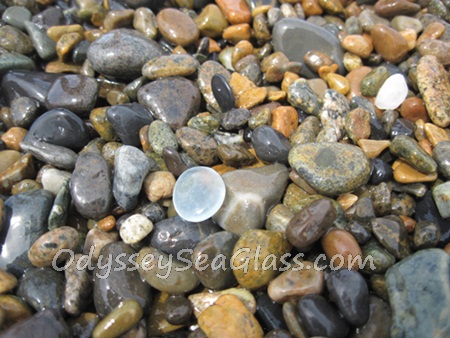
148 120 178 156
288 142 371 196
372 182 391 216
90 108 118 142
232 230 292 291
432 181 450 219
390 135 437 174
345 107 371 143
217 144 256 167
69 313 99 338
265 204 295 232
194 4 228 38
0 153 35 194
370 216 412 259
369 275 389 302
282 183 310 212
287 79 322 116
361 239 396 274
142 54 200 80
360 66 390 97
187 114 220 134
0 25 33 54
2 6 32 31
413 220 440 249
0 50 35 74
175 127 218 165
391 193 416 216
92 299 143 338
101 142 122 168
0 150 22 173
290 116 321 146
248 108 271 130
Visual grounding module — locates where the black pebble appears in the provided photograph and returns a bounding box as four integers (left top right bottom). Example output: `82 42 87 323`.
211 74 235 113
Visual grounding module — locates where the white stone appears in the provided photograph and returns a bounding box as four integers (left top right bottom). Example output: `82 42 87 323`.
41 168 72 195
120 214 153 244
375 73 408 110
173 166 226 222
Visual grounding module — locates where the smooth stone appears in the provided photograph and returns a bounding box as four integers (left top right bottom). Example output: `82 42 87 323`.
31 6 65 29
433 181 450 219
289 142 371 196
136 246 199 294
20 141 78 170
0 190 53 276
255 291 288 332
327 269 370 326
17 268 64 314
0 70 59 106
2 6 32 31
370 158 393 185
215 0 252 25
45 75 98 115
272 18 344 78
0 50 35 75
0 26 33 54
345 108 371 143
64 254 92 316
220 108 250 131
156 8 199 47
28 226 79 268
417 39 450 66
71 152 112 220
93 242 151 318
374 0 420 18
360 66 390 97
212 74 235 113
23 108 90 151
106 103 153 147
24 21 56 61
286 198 336 251
150 216 220 256
0 269 18 294
87 28 165 80
47 176 70 229
197 61 231 113
0 153 35 194
138 77 201 130
297 294 349 338
92 299 143 338
0 309 70 338
83 227 119 262
142 54 199 80
390 118 415 138
41 168 71 195
10 97 40 129
434 141 450 179
318 89 350 140
90 107 117 142
390 135 437 174
371 24 408 64
188 114 220 134
386 249 450 338
413 220 441 249
72 40 90 64
417 55 450 128
135 202 165 224
351 295 391 338
213 164 289 235
268 261 324 303
164 295 192 325
361 239 396 274
0 150 21 172
350 96 388 140
232 230 291 290
370 216 412 259
321 228 363 270
119 214 153 244
113 146 150 211
176 127 218 165
251 125 291 164
290 116 321 146
374 74 408 110
194 4 229 38
192 231 239 290
217 143 255 167
391 15 422 33
287 78 322 116
68 313 99 338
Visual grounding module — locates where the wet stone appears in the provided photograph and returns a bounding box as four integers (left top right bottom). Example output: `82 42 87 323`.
370 216 411 259
156 8 199 47
142 54 200 80
390 135 437 174
106 103 153 147
47 178 70 227
413 220 440 249
251 125 291 164
391 193 416 216
221 108 250 131
350 96 387 140
432 181 450 219
212 74 235 113
113 146 150 211
20 141 77 170
71 152 112 220
390 118 415 139
87 29 165 80
319 89 350 140
0 269 18 294
175 127 218 165
217 143 256 167
2 6 32 31
45 74 98 115
148 120 177 156
197 61 231 114
346 220 372 245
0 26 33 55
433 141 450 179
24 21 56 61
370 158 393 185
164 295 192 325
64 253 92 317
10 97 40 129
360 66 390 97
287 78 322 116
255 291 288 332
138 77 201 130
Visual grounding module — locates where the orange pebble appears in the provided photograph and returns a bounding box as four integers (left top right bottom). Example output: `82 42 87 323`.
1 127 28 151
271 106 299 138
321 228 363 270
97 215 116 232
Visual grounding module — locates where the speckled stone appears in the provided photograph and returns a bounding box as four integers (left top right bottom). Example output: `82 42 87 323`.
432 181 450 219
413 220 441 249
217 143 256 167
417 55 450 128
142 54 200 80
147 120 177 156
290 116 321 146
221 108 250 131
175 127 218 165
0 49 35 75
287 78 322 116
370 216 412 259
87 29 165 80
156 8 199 47
138 77 201 130
361 239 396 274
318 89 350 141
64 254 92 316
433 141 450 179
0 26 33 55
197 61 231 114
386 249 450 338
390 135 437 174
288 142 371 196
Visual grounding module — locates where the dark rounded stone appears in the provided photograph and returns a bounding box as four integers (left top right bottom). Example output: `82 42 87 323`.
220 108 250 131
370 158 393 185
217 143 256 167
31 6 65 30
164 295 192 325
390 118 415 138
10 96 40 128
326 269 370 327
106 103 153 147
370 216 412 259
135 202 166 224
23 108 90 151
297 294 349 338
256 292 288 332
345 197 376 224
211 74 235 113
433 141 450 179
72 40 90 64
346 220 372 245
352 295 391 338
163 147 190 177
361 239 396 274
252 125 291 164
413 220 440 249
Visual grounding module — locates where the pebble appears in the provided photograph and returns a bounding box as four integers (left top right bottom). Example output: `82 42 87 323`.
87 29 165 80
21 141 77 170
417 55 450 127
148 121 178 156
375 74 408 110
221 108 250 130
197 61 231 113
252 125 291 164
156 8 199 46
352 295 392 338
2 6 32 31
143 54 199 80
0 269 18 294
215 0 252 25
374 0 421 18
413 220 441 249
138 77 201 130
387 249 450 338
217 143 256 167
321 228 363 270
119 213 153 244
133 7 158 40
40 168 72 195
345 107 371 142
433 141 450 178
113 145 150 211
144 170 175 202
417 39 450 66
64 254 92 316
255 291 288 332
371 24 409 64
71 152 112 220
289 142 371 196
164 295 192 325
194 4 229 38
212 74 235 113
0 26 33 55
370 216 412 259
432 181 450 219
271 106 298 138
287 78 322 116
24 21 56 61
213 164 288 234
390 135 437 174
399 97 428 123
341 35 372 59
229 72 267 109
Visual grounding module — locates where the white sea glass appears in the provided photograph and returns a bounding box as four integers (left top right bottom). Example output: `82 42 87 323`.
375 73 408 110
173 166 226 222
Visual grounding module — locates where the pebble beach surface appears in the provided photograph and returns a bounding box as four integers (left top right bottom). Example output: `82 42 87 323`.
0 0 449 337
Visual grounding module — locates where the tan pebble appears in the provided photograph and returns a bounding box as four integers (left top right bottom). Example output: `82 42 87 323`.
106 90 130 105
281 71 300 92
371 23 409 64
194 4 229 38
0 295 32 327
229 72 267 109
400 215 416 233
343 52 363 72
242 148 266 168
415 119 427 141
0 269 17 294
416 22 445 47
1 127 27 151
418 138 433 156
103 9 134 31
400 28 417 51
0 150 21 173
84 29 103 42
357 139 391 158
45 61 81 74
271 106 298 138
304 50 334 73
156 8 199 47
444 242 450 255
208 38 222 53
252 5 272 17
97 215 116 232
56 32 84 60
346 66 372 100
307 78 328 98
344 1 361 18
326 73 350 95
393 160 438 183
424 123 450 146
215 0 252 25
231 40 253 67
133 7 158 40
144 171 176 202
374 0 420 18
417 39 450 66
139 125 152 152
222 23 252 44
302 0 323 16
47 24 84 42
321 228 362 270
342 35 372 58
319 0 343 15
399 97 428 123
337 193 358 211
267 90 286 101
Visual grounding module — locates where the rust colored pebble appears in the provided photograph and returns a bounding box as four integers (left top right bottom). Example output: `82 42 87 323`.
222 24 252 44
1 127 28 151
321 228 363 270
399 97 428 123
97 215 116 232
371 23 409 64
215 0 252 25
271 106 299 138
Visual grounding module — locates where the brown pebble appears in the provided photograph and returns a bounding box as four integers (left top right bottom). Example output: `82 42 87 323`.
417 39 450 66
156 8 199 47
0 153 35 194
392 160 438 183
400 215 416 233
103 9 134 31
304 50 334 73
1 127 27 151
399 28 417 51
399 97 428 123
424 123 450 146
229 72 267 109
337 193 358 211
342 35 373 58
0 150 21 173
231 40 254 67
418 139 433 156
97 215 116 232
45 61 81 74
0 295 32 327
321 228 363 270
302 0 323 16
357 139 391 158
271 106 298 138
143 171 176 202
346 66 372 100
371 23 409 64
215 0 252 25
319 0 343 15
416 22 445 47
0 269 17 294
281 71 300 92
345 107 371 142
374 0 420 18
222 24 252 44
11 179 42 195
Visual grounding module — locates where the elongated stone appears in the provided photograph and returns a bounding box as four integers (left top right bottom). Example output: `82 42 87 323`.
197 61 231 113
142 54 199 80
390 135 437 174
64 254 92 316
24 21 56 61
20 141 78 170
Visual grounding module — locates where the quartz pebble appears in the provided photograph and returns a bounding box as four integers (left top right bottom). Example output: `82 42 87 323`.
375 74 408 110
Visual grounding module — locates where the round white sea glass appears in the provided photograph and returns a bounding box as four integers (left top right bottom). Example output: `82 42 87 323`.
173 166 226 222
375 73 408 110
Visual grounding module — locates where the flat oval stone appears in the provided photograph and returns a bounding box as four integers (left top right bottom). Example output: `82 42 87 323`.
326 269 370 327
371 24 409 64
289 142 371 196
2 6 32 31
119 214 153 244
106 103 153 147
23 108 90 151
20 141 78 170
176 127 218 165
138 77 201 130
252 125 291 164
433 141 450 179
142 54 200 80
156 8 199 47
273 18 344 78
45 74 98 115
93 242 151 318
212 74 235 113
374 74 408 110
87 28 165 80
71 152 113 220
297 294 349 338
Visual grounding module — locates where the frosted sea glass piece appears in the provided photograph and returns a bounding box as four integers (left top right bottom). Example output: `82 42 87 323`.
173 166 226 222
375 73 408 110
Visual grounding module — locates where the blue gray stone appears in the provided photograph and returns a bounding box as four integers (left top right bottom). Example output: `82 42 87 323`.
0 50 35 75
24 20 56 61
20 141 78 170
2 6 32 31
